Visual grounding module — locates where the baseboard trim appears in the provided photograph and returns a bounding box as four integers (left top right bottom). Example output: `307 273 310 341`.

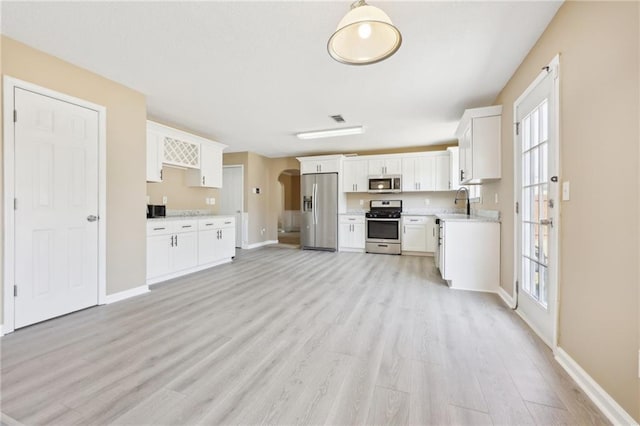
244 240 278 249
497 286 515 308
339 247 365 253
105 285 150 304
555 347 638 426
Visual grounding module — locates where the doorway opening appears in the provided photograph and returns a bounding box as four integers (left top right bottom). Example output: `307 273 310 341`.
277 169 300 247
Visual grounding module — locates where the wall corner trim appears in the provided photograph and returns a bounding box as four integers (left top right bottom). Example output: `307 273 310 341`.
497 287 515 309
104 285 150 305
555 347 638 426
243 240 278 250
0 324 4 337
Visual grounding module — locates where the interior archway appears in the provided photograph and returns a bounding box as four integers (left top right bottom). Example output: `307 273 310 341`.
277 169 301 246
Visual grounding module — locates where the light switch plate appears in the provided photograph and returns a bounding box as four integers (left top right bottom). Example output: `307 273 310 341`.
494 193 499 204
359 199 364 206
424 198 430 205
211 198 215 205
562 181 570 201
162 196 168 204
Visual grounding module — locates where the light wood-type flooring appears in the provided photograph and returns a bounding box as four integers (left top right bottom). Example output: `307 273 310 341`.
1 247 609 425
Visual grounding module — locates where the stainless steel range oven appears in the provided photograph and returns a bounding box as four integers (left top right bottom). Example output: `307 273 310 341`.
365 200 402 255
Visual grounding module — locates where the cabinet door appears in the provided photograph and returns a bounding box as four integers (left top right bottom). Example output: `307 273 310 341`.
339 223 351 248
384 158 402 175
471 115 501 180
146 131 163 182
220 227 236 259
401 158 417 191
352 223 365 249
317 159 339 173
434 154 450 191
368 159 385 175
147 234 172 278
198 229 218 265
201 144 223 188
458 125 472 183
402 224 427 252
415 156 435 191
425 216 437 251
343 160 367 192
448 147 461 190
172 231 198 272
300 161 317 175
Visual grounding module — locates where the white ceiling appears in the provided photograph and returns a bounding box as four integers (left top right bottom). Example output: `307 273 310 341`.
1 1 562 158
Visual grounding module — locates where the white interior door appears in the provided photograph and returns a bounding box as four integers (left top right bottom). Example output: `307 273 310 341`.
220 165 244 248
14 88 99 328
515 60 559 347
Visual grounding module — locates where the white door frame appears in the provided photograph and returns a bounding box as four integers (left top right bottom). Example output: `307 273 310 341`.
3 76 108 334
512 54 561 350
222 164 245 248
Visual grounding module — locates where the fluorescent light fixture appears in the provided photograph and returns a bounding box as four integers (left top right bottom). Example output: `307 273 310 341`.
296 126 364 140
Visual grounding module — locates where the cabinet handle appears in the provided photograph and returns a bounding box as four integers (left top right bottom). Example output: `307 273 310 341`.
403 226 406 234
202 176 205 185
170 235 174 247
175 235 178 246
433 228 435 237
182 225 192 228
153 227 165 231
460 170 465 181
160 169 163 180
205 223 213 226
224 221 232 224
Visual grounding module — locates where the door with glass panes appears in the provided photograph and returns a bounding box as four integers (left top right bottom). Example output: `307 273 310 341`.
515 58 559 347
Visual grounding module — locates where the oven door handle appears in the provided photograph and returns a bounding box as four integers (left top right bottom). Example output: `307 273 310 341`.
366 218 401 221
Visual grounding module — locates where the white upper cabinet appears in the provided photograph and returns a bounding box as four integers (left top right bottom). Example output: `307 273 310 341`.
297 155 343 174
343 158 368 192
368 157 401 175
455 105 502 184
146 129 164 182
447 147 461 191
186 142 223 188
402 156 435 192
434 152 450 191
146 121 227 188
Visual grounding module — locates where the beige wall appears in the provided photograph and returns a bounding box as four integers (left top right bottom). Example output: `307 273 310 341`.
1 36 147 305
278 172 300 211
479 2 639 419
146 167 219 211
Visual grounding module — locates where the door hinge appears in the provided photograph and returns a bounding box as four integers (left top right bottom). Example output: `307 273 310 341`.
14 198 17 210
14 285 17 297
515 122 520 136
13 110 17 123
515 201 519 214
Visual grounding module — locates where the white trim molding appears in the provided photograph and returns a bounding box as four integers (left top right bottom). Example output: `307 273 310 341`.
498 286 515 309
3 76 108 334
244 240 278 250
104 285 150 304
555 347 638 426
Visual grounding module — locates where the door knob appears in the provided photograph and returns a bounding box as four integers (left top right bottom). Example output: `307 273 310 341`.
87 215 98 222
540 218 553 227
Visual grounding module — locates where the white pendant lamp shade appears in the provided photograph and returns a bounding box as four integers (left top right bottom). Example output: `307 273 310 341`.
328 1 402 65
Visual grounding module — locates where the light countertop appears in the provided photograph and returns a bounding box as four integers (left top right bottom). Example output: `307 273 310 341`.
147 214 235 222
435 213 500 223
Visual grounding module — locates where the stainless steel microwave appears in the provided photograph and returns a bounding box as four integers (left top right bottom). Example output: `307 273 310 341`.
368 175 402 193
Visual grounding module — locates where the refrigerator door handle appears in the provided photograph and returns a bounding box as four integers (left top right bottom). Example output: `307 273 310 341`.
313 183 318 224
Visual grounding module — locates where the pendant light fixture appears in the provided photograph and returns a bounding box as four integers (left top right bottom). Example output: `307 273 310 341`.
327 0 402 65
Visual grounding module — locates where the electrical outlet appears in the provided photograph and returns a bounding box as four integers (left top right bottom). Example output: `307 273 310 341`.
424 198 430 206
210 197 215 205
495 193 499 204
261 228 265 235
359 199 364 206
162 196 167 205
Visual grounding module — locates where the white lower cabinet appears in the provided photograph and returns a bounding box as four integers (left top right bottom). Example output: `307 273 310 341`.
198 218 236 264
146 216 235 284
402 216 436 253
339 215 365 251
439 219 500 292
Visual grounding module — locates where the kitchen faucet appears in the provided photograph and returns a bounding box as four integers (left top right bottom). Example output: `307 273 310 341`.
454 187 471 216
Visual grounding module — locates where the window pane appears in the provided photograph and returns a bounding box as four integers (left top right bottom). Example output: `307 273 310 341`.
532 260 539 300
522 258 531 293
523 150 531 186
539 265 548 307
539 183 548 224
523 222 533 257
541 142 548 183
532 146 539 184
523 116 531 150
523 187 532 221
540 100 549 142
533 223 540 263
531 108 539 146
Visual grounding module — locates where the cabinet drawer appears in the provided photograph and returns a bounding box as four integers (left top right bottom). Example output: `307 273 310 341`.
198 217 235 230
147 222 175 236
339 215 365 224
173 219 198 233
402 216 428 225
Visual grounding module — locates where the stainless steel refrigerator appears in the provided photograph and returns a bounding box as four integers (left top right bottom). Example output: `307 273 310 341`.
301 173 338 251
